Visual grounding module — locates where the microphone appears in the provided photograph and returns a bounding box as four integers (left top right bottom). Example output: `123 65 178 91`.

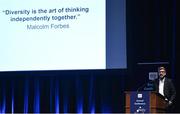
137 80 155 92
136 82 147 92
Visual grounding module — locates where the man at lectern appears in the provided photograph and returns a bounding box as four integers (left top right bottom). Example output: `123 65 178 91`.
155 66 176 112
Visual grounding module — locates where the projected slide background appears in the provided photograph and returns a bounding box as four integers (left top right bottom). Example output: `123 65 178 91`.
0 0 126 71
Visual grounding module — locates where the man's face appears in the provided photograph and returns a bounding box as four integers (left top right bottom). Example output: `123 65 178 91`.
159 69 166 78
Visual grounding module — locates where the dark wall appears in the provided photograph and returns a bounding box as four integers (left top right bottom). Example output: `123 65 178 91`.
0 70 126 113
126 0 179 112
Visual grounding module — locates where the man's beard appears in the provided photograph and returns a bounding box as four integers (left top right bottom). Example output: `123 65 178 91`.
159 75 165 80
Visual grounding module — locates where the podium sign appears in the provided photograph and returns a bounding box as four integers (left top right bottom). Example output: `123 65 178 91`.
130 91 150 113
125 91 167 113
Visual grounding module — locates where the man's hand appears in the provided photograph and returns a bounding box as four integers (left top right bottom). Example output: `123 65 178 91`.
168 101 173 105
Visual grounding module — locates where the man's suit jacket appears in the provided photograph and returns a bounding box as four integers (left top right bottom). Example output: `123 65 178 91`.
155 77 176 103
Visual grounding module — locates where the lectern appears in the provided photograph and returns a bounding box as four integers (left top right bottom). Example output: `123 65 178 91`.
125 91 168 113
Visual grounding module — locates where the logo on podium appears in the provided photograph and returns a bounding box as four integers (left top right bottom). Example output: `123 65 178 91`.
130 91 150 113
